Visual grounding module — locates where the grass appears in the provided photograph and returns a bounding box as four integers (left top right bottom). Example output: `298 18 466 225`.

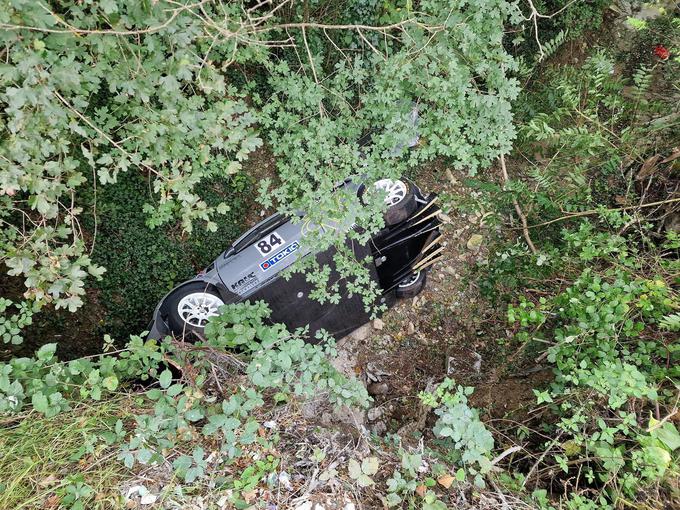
0 396 136 510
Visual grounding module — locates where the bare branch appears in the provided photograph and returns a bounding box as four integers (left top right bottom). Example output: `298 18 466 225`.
500 154 538 254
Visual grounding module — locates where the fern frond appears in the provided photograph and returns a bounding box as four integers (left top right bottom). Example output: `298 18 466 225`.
631 64 653 103
537 30 569 63
659 313 680 332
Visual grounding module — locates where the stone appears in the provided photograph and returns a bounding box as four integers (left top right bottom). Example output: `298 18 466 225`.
371 420 387 435
443 266 456 275
445 168 458 186
278 471 293 491
367 382 389 396
140 494 158 506
439 212 452 224
373 318 384 330
406 321 416 335
351 323 371 341
473 352 482 373
466 234 483 253
367 407 383 421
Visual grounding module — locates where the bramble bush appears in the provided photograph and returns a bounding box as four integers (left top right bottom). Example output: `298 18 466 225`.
464 30 680 506
0 301 369 507
505 221 679 506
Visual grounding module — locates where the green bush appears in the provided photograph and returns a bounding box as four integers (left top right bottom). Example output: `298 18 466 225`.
0 301 369 507
506 223 679 504
85 171 249 340
466 37 680 506
1 0 520 316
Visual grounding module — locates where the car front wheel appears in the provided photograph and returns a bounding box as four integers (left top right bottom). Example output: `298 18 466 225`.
164 282 225 339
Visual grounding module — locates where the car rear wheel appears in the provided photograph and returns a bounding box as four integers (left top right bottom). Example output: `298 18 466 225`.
373 178 417 226
165 282 224 339
395 271 427 299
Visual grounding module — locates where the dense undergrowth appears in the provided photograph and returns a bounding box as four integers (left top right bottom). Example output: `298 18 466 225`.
1 0 679 509
464 9 680 508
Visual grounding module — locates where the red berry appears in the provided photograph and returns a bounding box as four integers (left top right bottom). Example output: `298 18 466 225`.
654 44 670 61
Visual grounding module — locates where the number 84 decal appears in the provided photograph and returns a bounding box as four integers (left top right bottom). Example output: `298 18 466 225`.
255 231 285 256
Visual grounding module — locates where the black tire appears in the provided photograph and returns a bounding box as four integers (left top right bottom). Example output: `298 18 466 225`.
359 179 418 226
395 271 427 299
163 282 224 340
384 180 417 226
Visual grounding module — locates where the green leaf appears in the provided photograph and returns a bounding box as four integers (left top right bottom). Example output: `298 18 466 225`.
166 384 184 397
654 422 680 451
185 408 204 422
357 473 374 487
173 455 193 472
386 493 402 507
348 458 362 479
32 392 49 414
159 369 173 389
361 456 379 476
102 375 118 391
37 344 57 361
100 0 119 14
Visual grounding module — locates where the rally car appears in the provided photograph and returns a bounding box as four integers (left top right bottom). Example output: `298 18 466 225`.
147 178 443 341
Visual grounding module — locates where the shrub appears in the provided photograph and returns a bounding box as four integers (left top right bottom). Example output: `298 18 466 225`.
0 301 369 507
506 224 679 503
85 171 248 340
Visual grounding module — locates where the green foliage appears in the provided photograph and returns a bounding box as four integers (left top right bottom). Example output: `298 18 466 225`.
58 475 94 510
0 1 263 310
0 301 369 503
255 0 520 308
384 450 452 509
659 312 680 331
467 32 680 506
517 51 641 213
348 456 380 487
421 378 494 488
504 223 679 503
620 11 680 84
0 297 33 344
473 46 679 299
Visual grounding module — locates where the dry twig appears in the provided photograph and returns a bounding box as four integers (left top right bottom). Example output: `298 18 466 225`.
500 154 538 254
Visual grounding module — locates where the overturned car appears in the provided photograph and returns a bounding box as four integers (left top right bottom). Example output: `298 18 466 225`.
147 178 442 341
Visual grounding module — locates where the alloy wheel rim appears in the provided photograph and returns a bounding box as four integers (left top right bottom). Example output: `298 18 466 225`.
373 179 407 206
398 271 421 288
177 292 224 327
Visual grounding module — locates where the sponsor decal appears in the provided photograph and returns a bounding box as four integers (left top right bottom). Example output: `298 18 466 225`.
230 271 258 292
260 241 300 271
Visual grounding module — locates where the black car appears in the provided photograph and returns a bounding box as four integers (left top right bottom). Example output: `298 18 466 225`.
147 178 442 341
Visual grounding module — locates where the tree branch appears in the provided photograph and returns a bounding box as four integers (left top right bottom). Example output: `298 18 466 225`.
522 197 680 230
500 154 538 254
